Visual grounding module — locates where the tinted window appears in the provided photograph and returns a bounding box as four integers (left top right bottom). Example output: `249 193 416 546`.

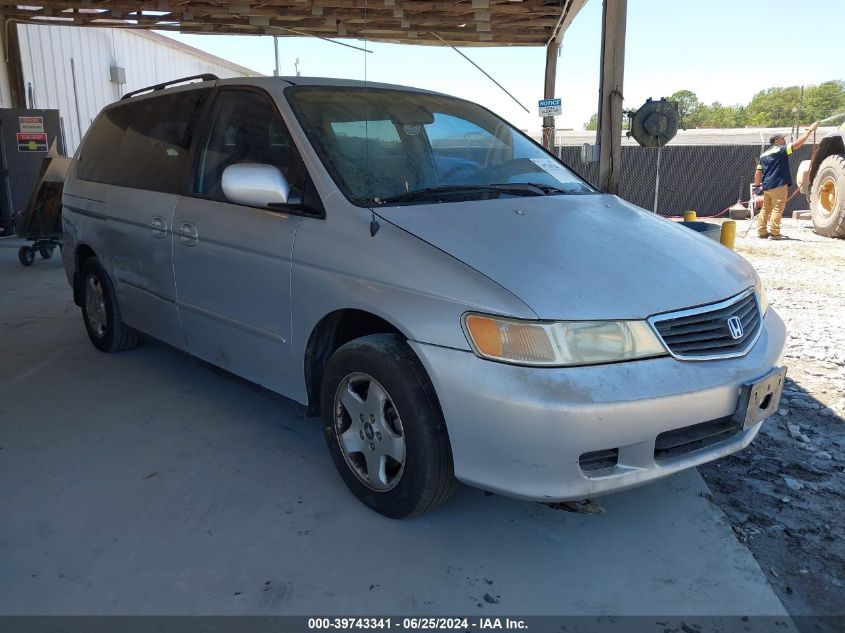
194 90 306 204
78 89 209 194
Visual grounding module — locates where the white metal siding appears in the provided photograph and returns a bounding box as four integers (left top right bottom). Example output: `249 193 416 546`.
18 24 254 154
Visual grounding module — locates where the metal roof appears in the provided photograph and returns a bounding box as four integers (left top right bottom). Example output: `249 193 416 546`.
1 0 587 47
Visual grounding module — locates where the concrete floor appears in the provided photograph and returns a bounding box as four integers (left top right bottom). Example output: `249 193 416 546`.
0 238 788 616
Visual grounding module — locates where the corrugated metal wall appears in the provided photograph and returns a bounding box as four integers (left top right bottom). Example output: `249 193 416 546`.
17 24 254 154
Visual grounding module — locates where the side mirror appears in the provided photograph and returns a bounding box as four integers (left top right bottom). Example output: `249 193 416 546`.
221 163 290 207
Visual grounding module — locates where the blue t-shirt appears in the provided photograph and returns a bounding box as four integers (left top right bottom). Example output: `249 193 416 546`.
757 144 793 190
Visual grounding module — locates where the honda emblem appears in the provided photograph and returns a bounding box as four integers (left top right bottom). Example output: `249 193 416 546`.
727 316 744 340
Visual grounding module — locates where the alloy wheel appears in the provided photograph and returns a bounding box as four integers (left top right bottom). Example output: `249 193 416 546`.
333 372 406 491
84 275 108 338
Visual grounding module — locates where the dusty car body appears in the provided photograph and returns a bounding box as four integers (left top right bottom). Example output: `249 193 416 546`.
61 75 786 517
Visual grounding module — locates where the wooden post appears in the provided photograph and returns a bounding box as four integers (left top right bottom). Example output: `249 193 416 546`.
6 22 26 108
596 0 627 194
542 40 559 152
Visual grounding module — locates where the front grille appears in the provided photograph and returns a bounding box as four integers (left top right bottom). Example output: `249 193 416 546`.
654 416 741 462
650 290 761 360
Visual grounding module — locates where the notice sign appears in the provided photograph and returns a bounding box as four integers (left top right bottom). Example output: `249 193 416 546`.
530 158 573 184
17 133 49 152
538 98 562 117
19 116 45 134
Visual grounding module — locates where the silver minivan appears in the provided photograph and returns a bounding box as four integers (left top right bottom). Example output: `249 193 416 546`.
61 75 786 517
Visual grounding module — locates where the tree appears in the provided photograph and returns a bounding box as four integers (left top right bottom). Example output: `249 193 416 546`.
580 80 843 131
668 89 702 122
745 85 803 126
803 80 845 124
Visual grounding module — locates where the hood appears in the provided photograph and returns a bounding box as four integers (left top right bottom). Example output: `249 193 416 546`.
377 194 756 320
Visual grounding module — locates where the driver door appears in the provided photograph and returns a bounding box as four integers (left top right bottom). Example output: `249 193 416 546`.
172 88 306 396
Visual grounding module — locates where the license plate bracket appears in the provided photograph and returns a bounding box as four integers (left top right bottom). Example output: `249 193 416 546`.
732 366 787 430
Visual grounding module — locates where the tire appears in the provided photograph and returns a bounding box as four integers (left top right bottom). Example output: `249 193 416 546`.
39 245 54 260
810 154 845 238
18 247 35 267
80 257 138 352
320 334 457 518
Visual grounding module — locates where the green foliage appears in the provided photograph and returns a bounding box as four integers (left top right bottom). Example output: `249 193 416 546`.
668 90 701 121
583 81 845 129
803 81 845 123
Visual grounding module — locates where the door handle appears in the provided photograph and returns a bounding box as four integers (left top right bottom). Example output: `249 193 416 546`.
149 216 168 239
176 223 198 247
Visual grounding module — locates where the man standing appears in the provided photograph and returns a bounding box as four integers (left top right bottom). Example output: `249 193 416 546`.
755 121 819 239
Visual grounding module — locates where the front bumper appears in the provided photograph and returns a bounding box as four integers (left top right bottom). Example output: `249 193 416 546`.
409 308 786 501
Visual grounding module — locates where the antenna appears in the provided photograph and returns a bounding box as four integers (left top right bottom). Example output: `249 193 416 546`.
363 2 380 237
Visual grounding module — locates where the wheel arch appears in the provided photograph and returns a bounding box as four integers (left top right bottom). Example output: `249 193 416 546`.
303 309 407 417
810 135 845 183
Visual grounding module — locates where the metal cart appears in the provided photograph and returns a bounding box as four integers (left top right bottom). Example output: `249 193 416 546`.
13 180 63 266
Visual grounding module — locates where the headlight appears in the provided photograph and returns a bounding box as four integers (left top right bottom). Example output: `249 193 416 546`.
462 313 667 367
754 277 769 314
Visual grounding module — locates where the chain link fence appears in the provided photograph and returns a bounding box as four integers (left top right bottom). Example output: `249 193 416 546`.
557 143 813 217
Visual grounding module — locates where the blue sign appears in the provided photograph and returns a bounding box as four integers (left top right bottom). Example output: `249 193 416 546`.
538 98 562 116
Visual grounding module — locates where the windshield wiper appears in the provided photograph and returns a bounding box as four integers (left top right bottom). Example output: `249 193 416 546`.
374 184 543 205
520 182 580 195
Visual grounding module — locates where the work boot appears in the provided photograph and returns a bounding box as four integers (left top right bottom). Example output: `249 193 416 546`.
770 234 789 240
758 233 770 239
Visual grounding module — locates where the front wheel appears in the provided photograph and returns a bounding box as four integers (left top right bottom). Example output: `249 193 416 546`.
39 245 55 259
810 154 845 238
320 334 456 518
80 258 138 352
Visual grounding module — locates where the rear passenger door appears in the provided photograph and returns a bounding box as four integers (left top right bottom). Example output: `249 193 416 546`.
172 88 307 396
73 87 211 349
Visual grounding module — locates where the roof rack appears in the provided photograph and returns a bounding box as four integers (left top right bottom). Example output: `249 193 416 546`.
121 74 219 100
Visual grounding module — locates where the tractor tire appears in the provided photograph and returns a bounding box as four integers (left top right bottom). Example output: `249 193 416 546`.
810 154 845 238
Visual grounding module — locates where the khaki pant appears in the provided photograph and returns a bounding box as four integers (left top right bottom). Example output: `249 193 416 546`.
759 185 788 236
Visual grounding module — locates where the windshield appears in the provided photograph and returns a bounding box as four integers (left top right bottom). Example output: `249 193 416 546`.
286 86 596 206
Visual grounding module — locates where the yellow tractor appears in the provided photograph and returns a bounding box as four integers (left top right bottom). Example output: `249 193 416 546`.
797 123 845 238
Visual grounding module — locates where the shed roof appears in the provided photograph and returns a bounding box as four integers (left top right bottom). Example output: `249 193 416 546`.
1 0 586 47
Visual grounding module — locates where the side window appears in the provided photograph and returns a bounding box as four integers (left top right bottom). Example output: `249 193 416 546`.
78 89 209 194
194 90 306 204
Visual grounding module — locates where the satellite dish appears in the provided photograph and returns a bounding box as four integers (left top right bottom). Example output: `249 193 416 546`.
628 98 680 147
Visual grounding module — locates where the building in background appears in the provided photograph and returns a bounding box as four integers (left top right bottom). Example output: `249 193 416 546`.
1 24 258 154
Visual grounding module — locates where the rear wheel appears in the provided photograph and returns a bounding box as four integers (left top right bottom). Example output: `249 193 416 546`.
320 334 456 518
18 247 35 267
80 258 138 352
810 154 845 238
39 245 54 260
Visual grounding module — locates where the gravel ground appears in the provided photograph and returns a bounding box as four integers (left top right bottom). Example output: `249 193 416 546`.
698 217 845 630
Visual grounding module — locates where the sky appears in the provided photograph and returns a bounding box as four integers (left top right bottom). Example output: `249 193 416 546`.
161 0 845 135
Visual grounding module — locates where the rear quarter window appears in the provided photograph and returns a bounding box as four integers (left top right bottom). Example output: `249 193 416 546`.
78 89 209 194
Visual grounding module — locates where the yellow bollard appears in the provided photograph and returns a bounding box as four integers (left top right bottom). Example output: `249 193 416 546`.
720 220 736 250
683 211 697 222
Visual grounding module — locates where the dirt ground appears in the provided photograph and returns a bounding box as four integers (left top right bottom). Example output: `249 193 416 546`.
698 217 845 630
